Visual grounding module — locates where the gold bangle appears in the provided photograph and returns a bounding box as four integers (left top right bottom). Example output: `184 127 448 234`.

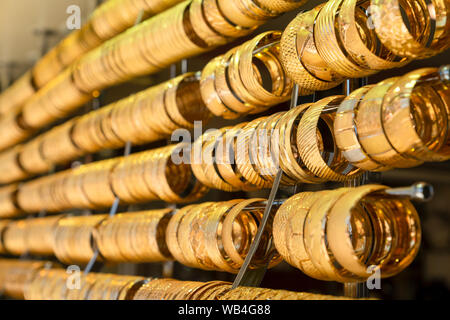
297 96 362 182
371 0 450 59
200 56 241 119
235 119 273 188
355 77 423 167
334 85 391 171
202 0 255 38
338 0 409 70
280 7 344 91
304 188 356 282
382 67 450 162
326 184 387 278
313 0 376 78
277 104 325 184
215 122 258 190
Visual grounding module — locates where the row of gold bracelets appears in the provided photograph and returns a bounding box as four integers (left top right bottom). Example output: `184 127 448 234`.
33 0 187 89
279 0 450 93
2 215 63 257
334 67 450 171
9 143 206 216
0 186 420 282
273 185 421 283
0 259 353 300
0 0 307 152
52 215 109 265
0 215 106 265
24 268 146 300
192 66 450 192
0 259 53 300
191 96 362 192
72 0 308 98
166 198 281 273
199 30 297 119
132 278 350 300
94 209 174 263
0 200 275 271
0 73 211 184
0 0 186 118
0 261 352 300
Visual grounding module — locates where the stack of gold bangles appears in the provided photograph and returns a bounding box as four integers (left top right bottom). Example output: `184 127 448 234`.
273 185 421 283
95 209 173 263
166 198 280 272
52 215 109 264
0 185 21 219
132 278 350 300
193 66 449 192
14 143 207 214
0 185 422 283
192 96 362 192
0 259 53 300
200 31 295 119
280 0 450 92
334 67 450 171
0 72 211 184
0 260 355 300
2 215 63 256
25 268 146 300
0 71 35 117
0 0 186 118
0 1 308 151
33 0 187 89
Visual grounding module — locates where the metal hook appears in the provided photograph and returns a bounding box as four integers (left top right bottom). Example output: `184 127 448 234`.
382 182 434 202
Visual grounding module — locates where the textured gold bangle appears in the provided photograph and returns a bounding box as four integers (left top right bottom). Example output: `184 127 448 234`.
280 6 344 91
217 0 267 29
297 96 362 182
235 119 273 188
314 0 376 78
338 0 409 70
166 204 198 266
203 200 243 273
277 103 325 184
257 0 307 13
371 0 450 59
202 0 256 38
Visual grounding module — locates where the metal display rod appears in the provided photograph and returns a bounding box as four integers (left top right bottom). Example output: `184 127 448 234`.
232 84 300 289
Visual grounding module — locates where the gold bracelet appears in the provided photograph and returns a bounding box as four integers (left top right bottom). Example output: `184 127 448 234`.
371 0 450 59
280 6 344 91
334 85 391 171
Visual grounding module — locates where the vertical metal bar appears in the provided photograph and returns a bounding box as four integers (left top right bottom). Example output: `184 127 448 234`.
232 84 301 288
231 170 283 288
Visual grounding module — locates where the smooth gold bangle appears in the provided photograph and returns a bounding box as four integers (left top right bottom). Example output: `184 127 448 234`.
334 85 391 171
